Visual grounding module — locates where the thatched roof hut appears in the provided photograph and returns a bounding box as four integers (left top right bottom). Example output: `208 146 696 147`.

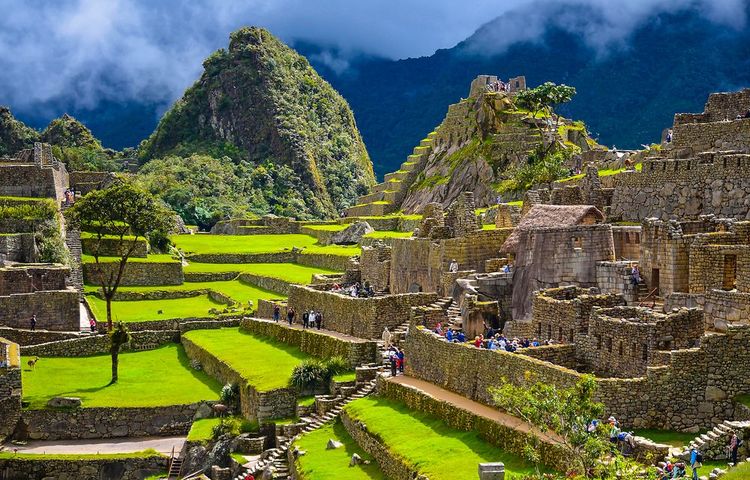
502 204 604 253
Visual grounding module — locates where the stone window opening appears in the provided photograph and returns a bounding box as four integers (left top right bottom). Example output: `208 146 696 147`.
723 254 737 290
596 335 602 349
571 236 583 249
642 344 648 361
606 338 613 353
547 324 552 339
618 341 623 356
537 323 542 337
631 343 637 357
558 326 563 341
569 328 575 343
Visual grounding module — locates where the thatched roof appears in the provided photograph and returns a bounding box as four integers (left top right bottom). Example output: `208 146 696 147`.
501 204 605 252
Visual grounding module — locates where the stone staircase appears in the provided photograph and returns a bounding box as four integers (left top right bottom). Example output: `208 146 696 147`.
64 228 84 300
679 420 750 461
345 133 436 217
446 300 463 330
233 379 378 480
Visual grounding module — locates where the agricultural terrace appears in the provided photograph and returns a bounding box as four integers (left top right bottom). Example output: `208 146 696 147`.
181 328 353 392
172 234 359 256
85 293 228 323
292 420 386 480
182 262 340 283
22 344 222 409
344 397 539 479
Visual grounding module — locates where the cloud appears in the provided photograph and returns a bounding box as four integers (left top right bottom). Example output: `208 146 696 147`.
0 0 745 114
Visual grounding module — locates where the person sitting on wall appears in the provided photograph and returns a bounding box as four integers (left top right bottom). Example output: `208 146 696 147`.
449 259 459 273
531 337 540 347
435 322 443 335
445 328 454 342
474 335 483 348
666 129 673 143
631 264 642 286
456 330 466 343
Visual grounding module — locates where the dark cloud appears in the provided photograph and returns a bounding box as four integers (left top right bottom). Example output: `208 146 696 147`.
0 0 745 113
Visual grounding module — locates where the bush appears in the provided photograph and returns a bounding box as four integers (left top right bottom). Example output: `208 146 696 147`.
0 201 56 220
220 382 239 407
211 417 258 440
289 357 350 391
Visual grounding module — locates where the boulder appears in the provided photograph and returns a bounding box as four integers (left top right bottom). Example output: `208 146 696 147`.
46 397 81 408
349 453 362 466
194 402 214 420
331 221 374 245
326 439 344 450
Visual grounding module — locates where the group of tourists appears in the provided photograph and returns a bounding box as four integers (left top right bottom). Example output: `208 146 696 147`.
63 188 75 206
432 322 550 352
486 80 511 93
387 346 405 376
331 281 375 298
735 110 750 120
275 306 323 330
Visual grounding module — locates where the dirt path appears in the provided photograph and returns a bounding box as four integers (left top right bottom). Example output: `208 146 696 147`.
388 375 562 444
4 436 185 455
248 317 373 343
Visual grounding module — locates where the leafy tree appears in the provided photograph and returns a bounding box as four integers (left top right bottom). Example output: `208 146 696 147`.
515 82 577 158
65 180 173 330
490 374 656 479
109 322 131 384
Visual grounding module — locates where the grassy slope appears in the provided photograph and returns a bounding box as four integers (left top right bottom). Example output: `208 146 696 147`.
344 396 538 479
187 418 223 442
293 420 386 480
182 328 310 392
634 429 701 448
22 344 221 409
183 262 340 283
714 462 750 480
172 234 358 256
362 231 413 239
85 294 225 323
81 254 179 264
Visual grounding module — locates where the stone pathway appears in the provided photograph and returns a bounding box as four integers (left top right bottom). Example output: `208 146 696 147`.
387 375 562 444
3 436 186 456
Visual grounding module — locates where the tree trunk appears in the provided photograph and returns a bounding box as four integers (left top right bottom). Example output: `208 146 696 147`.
105 294 113 331
110 349 119 384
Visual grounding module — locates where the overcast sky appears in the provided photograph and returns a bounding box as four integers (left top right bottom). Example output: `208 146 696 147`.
0 0 746 113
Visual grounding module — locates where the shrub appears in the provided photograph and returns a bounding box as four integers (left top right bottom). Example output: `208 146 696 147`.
289 357 350 391
220 382 240 407
211 417 258 440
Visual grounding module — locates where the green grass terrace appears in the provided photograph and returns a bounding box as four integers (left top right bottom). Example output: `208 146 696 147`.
183 262 340 283
181 328 352 392
172 233 359 257
85 293 230 323
344 396 540 479
22 344 221 409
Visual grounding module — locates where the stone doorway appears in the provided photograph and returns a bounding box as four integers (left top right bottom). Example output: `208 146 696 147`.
651 268 660 295
723 254 737 290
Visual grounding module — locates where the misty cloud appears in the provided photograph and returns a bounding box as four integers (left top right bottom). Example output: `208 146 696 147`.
0 0 745 114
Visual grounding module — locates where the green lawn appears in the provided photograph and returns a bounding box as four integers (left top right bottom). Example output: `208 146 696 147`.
482 224 497 230
172 234 357 257
293 420 386 480
86 294 225 323
187 418 222 443
303 224 347 232
634 429 699 448
712 462 747 479
182 328 311 392
362 231 413 239
81 254 179 264
22 344 221 409
344 396 539 479
183 262 340 284
87 278 283 309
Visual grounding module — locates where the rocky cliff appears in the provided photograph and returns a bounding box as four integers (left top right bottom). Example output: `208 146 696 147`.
0 107 40 156
346 76 598 216
139 27 375 220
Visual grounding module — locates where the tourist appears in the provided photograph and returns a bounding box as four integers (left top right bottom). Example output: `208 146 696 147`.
456 330 466 343
30 314 36 331
389 351 398 376
666 129 673 143
474 335 483 348
397 349 405 373
531 337 540 347
728 431 740 465
302 310 309 329
502 264 511 273
315 311 322 330
631 264 642 286
435 322 443 336
449 259 459 273
689 447 702 480
273 305 280 322
382 327 392 349
89 318 97 332
287 308 295 325
244 472 255 480
445 328 453 342
670 462 687 478
608 417 620 444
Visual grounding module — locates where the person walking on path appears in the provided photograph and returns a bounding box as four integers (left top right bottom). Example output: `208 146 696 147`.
729 431 740 465
287 308 295 326
315 312 322 330
689 447 702 480
397 349 405 373
273 305 280 322
30 314 36 331
389 351 398 377
382 327 392 349
302 310 309 329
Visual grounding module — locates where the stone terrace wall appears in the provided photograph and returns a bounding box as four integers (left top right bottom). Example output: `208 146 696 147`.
376 377 567 471
610 153 750 222
0 264 69 295
0 454 167 480
81 236 149 258
671 119 750 154
0 290 80 331
0 163 68 201
240 318 378 367
611 225 641 260
596 261 638 305
21 331 178 357
83 261 184 286
704 289 750 331
0 327 80 346
19 403 202 440
238 273 290 296
181 335 297 422
0 233 35 262
287 285 437 338
0 368 22 441
406 324 750 431
185 251 351 272
674 89 750 124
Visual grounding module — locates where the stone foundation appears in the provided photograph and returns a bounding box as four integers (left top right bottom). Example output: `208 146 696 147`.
0 454 167 480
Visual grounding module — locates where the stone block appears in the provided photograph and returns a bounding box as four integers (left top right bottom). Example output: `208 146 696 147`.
478 462 505 479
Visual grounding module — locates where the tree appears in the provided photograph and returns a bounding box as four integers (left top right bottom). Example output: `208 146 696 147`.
515 82 577 158
109 322 131 384
65 180 173 331
490 374 656 479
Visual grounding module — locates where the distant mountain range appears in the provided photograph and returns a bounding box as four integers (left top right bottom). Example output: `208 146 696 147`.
11 3 750 178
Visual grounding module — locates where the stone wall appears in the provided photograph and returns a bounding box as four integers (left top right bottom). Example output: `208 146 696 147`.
238 273 290 296
674 89 750 124
0 163 68 201
69 170 116 195
0 453 167 480
185 251 351 272
239 318 378 367
21 331 178 357
518 344 579 370
18 403 203 440
689 243 750 294
638 219 691 295
611 225 641 260
0 289 80 331
286 285 437 339
405 324 750 431
0 233 35 262
81 236 149 258
671 119 750 154
181 335 297 422
360 243 391 292
83 260 184 286
0 264 69 295
703 289 750 332
596 261 639 305
0 327 80 346
376 377 567 471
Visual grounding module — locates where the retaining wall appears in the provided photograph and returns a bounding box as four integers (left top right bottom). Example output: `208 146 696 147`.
0 454 167 480
83 261 183 286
